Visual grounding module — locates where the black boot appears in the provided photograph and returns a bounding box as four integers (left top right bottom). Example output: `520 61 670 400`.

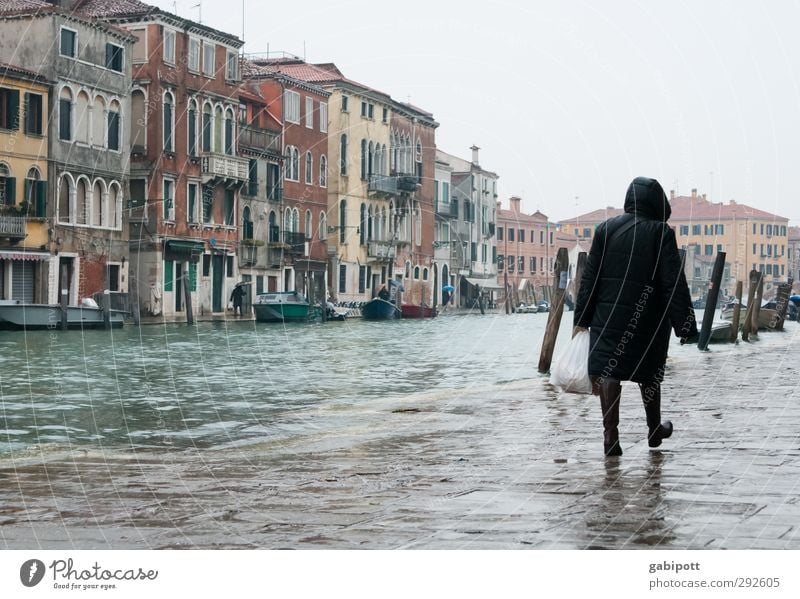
598 378 623 457
640 381 673 448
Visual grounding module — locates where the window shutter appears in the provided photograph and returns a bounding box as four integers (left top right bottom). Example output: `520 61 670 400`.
164 260 173 291
105 43 113 69
23 92 30 133
23 178 30 209
188 262 197 292
8 90 19 130
5 177 16 206
36 180 47 217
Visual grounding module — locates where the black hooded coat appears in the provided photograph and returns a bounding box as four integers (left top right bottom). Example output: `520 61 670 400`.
574 177 698 384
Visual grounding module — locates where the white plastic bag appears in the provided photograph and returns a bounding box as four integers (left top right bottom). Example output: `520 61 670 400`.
550 330 592 394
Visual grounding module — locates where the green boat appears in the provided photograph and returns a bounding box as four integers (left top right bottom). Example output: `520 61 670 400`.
253 291 310 322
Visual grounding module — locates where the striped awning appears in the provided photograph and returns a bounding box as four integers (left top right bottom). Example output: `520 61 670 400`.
0 251 50 261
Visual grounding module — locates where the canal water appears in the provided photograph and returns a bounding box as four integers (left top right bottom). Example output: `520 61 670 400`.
0 312 563 455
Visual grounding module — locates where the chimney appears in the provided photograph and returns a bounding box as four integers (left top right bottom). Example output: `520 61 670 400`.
470 145 480 166
702 193 707 201
691 188 697 198
509 196 521 213
670 189 675 200
729 199 737 205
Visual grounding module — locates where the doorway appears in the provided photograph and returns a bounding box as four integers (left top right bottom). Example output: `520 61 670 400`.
212 254 223 312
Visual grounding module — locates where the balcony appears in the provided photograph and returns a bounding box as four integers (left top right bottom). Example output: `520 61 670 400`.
0 215 26 240
238 124 281 155
368 174 397 196
367 240 397 261
201 152 249 184
397 175 419 193
284 231 306 255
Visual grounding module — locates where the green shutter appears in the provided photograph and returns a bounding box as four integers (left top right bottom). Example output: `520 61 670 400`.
35 180 47 217
23 92 30 133
188 262 197 292
164 260 173 291
23 178 30 209
5 177 16 206
8 90 19 130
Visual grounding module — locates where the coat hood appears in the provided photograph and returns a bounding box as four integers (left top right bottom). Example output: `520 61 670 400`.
624 177 672 222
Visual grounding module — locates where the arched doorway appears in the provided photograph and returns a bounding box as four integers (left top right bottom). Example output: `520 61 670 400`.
433 263 439 308
441 264 450 306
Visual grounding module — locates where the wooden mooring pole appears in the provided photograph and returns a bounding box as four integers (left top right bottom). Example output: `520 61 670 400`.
183 260 194 325
741 269 759 342
538 247 570 373
729 280 743 342
774 279 793 331
751 271 765 337
698 252 726 351
60 265 68 331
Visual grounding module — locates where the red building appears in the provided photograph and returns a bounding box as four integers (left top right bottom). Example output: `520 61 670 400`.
83 0 248 320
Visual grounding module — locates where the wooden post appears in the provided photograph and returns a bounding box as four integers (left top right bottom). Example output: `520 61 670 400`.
60 265 68 331
574 252 587 308
729 280 743 342
741 269 759 342
183 260 194 325
751 271 764 336
102 264 111 330
698 252 726 350
538 247 570 373
774 281 792 331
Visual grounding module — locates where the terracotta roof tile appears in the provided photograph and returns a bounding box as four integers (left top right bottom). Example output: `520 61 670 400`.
77 0 155 18
0 0 51 12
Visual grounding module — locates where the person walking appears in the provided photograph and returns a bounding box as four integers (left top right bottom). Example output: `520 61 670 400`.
574 177 698 457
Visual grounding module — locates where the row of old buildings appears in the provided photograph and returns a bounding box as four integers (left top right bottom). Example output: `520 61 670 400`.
0 0 507 320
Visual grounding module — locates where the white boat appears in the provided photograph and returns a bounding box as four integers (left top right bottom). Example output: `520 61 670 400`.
516 303 538 314
0 300 126 330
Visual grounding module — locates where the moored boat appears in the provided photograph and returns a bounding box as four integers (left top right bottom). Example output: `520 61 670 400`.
400 304 437 318
253 292 310 322
361 297 400 320
720 301 777 329
0 300 126 330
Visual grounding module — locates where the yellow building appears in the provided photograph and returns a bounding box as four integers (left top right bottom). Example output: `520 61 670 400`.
0 63 50 302
559 189 790 297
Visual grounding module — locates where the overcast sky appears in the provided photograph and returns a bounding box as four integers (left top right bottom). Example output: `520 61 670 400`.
154 0 800 224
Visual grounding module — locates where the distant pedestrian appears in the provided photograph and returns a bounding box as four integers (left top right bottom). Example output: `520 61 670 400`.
378 285 390 301
574 177 698 457
231 283 246 317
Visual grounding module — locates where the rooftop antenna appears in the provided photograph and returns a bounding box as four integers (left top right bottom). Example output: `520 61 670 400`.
242 0 245 52
190 2 202 24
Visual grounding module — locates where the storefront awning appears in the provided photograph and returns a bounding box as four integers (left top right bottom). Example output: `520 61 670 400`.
464 276 502 290
165 240 206 255
0 251 50 261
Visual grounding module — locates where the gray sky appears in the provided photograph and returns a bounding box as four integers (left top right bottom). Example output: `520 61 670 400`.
155 0 800 224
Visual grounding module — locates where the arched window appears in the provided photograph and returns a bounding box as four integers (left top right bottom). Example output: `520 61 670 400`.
76 177 88 225
214 105 223 153
339 199 347 243
58 173 71 222
305 151 313 185
108 182 120 229
285 146 299 181
202 102 212 152
304 209 312 239
187 98 198 156
414 199 421 245
422 267 429 281
339 134 348 176
0 163 11 206
268 209 278 242
360 138 367 180
405 261 411 279
58 87 73 141
319 211 327 240
92 179 104 227
163 91 174 151
284 207 292 233
388 200 394 234
92 95 106 147
359 203 366 245
75 90 90 144
242 205 253 240
24 167 40 209
390 131 397 172
368 141 374 177
380 144 387 175
108 99 121 151
413 266 420 280
319 154 327 187
367 205 373 241
224 107 234 154
292 208 299 232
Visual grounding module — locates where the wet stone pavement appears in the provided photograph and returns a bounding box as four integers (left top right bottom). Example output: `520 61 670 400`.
1 324 800 549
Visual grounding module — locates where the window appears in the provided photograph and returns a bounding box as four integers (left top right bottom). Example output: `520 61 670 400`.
187 99 197 156
0 163 13 206
508 228 515 242
60 27 76 58
382 106 388 123
716 224 724 235
224 109 234 154
163 29 176 64
497 226 503 241
188 38 200 71
0 88 19 130
471 242 477 262
320 155 327 187
518 229 525 243
105 43 124 72
530 256 536 272
305 96 313 128
305 209 312 239
23 92 43 135
305 151 313 185
361 100 367 117
339 134 348 175
203 42 215 76
107 108 120 151
368 103 374 119
285 146 299 181
360 139 367 180
679 225 689 235
202 103 212 152
246 158 257 196
224 189 235 225
285 90 300 124
58 88 72 141
519 256 524 272
339 200 347 243
202 184 213 223
319 212 327 240
225 50 238 80
226 255 234 277
508 255 515 272
704 244 713 255
187 182 199 223
717 244 723 253
319 102 328 133
163 92 174 151
341 94 349 112
163 178 174 221
692 224 701 235
242 206 253 240
498 256 504 271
